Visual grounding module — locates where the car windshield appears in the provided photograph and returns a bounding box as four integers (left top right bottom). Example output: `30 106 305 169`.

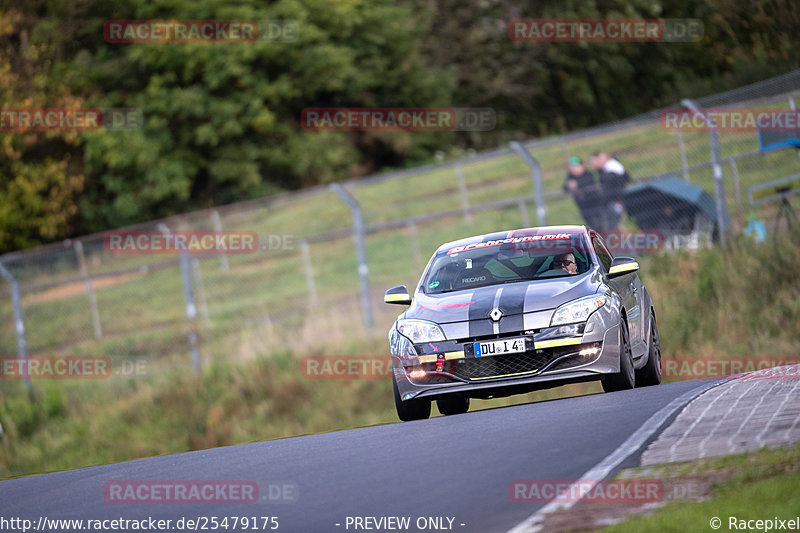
423 233 593 294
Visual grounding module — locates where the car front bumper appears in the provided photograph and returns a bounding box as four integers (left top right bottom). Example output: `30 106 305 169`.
392 312 622 402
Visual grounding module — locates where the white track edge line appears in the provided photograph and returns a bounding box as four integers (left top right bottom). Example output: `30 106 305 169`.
506 378 733 533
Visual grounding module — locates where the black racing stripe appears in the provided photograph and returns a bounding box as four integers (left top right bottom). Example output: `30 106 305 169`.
498 282 527 334
468 287 496 338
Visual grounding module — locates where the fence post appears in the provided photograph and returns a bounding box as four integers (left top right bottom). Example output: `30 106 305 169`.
509 141 547 225
181 252 201 376
681 99 730 247
210 210 229 272
0 262 33 400
560 138 570 164
455 163 472 224
158 224 201 376
299 239 318 308
406 220 423 273
677 130 691 182
74 240 103 339
330 184 374 331
729 158 744 231
191 258 211 326
518 199 530 227
791 97 800 163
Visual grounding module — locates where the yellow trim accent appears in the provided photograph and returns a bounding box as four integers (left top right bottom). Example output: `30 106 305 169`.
534 337 584 349
469 369 539 381
418 351 464 364
608 262 639 275
384 293 411 303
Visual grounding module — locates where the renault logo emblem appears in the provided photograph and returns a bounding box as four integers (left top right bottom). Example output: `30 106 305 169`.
489 308 503 322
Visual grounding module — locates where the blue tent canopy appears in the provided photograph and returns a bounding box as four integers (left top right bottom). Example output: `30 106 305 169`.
623 176 719 231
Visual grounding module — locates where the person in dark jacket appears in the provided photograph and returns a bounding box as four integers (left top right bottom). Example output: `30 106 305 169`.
590 152 631 229
563 156 603 228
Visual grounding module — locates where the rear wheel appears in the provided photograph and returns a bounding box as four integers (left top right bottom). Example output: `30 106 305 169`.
436 396 470 416
393 378 431 421
636 311 662 387
602 320 635 392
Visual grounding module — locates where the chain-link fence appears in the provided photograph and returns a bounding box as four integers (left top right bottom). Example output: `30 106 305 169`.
2 70 800 398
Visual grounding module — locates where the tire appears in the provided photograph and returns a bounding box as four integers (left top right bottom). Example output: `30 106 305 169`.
393 378 431 421
601 319 636 392
436 396 470 416
636 311 662 387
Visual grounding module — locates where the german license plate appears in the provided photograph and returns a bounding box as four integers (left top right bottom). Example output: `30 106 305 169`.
473 337 525 358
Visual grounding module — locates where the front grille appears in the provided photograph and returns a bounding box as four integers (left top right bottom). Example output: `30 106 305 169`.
452 351 558 380
407 342 602 383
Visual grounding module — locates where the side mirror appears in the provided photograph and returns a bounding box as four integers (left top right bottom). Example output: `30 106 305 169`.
607 257 639 279
384 285 412 305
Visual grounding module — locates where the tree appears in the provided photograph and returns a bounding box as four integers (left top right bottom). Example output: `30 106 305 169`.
77 0 454 230
0 5 87 252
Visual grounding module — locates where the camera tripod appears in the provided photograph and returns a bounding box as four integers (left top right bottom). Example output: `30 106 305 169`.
774 187 798 231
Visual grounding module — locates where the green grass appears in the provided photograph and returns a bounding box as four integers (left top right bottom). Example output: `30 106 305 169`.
0 343 602 479
2 99 800 480
603 444 800 532
638 231 800 358
4 106 799 357
2 231 799 480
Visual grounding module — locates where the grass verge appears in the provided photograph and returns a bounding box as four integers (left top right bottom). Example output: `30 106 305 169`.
1 232 798 480
599 444 800 532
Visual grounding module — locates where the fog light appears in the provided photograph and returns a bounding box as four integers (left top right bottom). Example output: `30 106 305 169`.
408 369 426 379
579 346 601 357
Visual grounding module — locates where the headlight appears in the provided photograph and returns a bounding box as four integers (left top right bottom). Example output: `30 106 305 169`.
551 295 607 326
396 319 446 343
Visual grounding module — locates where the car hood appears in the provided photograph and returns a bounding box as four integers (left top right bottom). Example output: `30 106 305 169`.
403 270 603 338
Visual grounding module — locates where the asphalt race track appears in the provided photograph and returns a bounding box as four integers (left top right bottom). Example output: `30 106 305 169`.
0 379 725 533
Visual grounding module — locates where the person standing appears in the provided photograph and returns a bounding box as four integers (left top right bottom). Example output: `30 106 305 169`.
563 156 603 228
590 152 631 230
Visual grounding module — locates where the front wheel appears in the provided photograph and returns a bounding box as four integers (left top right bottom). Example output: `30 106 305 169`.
393 378 431 421
635 311 662 387
602 320 636 392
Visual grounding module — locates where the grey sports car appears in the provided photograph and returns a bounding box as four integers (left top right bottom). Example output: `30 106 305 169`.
384 225 662 421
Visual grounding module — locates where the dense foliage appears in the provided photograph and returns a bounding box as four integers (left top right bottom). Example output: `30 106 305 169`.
1 0 798 251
